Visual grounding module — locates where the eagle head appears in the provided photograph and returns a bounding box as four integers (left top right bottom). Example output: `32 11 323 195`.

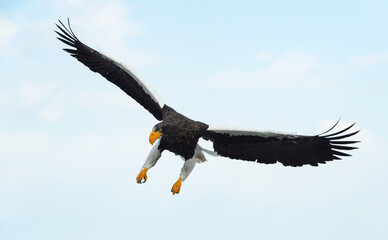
149 123 163 145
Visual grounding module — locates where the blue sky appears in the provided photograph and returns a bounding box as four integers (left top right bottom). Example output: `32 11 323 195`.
0 0 387 239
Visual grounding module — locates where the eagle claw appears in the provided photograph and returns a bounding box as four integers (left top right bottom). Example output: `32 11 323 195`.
171 178 182 195
136 168 148 184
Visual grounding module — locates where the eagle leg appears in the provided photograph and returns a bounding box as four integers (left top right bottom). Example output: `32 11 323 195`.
171 178 182 195
136 168 148 184
171 157 198 195
137 140 162 184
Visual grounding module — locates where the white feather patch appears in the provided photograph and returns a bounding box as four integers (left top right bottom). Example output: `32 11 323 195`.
141 139 162 169
207 126 298 138
108 56 165 109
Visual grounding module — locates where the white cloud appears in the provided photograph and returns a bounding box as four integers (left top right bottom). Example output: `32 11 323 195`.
0 92 10 107
39 95 65 123
0 0 160 69
53 0 86 7
0 127 148 195
0 129 52 216
255 51 273 61
0 129 50 159
115 49 163 70
351 52 388 66
71 1 142 43
205 51 317 89
18 81 66 123
18 81 58 105
72 89 137 110
51 0 162 69
0 15 17 55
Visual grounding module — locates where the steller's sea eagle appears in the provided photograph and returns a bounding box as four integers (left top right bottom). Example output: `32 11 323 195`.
55 19 359 195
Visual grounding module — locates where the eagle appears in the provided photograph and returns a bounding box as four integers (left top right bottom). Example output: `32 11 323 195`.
55 19 359 195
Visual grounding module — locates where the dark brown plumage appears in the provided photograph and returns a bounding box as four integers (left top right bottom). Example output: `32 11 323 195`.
56 19 359 194
158 105 209 160
202 122 359 167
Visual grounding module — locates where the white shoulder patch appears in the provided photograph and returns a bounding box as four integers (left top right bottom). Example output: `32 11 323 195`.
107 55 164 109
207 126 298 138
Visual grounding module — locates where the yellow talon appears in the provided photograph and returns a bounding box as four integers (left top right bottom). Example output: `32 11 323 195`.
136 168 148 184
171 178 182 195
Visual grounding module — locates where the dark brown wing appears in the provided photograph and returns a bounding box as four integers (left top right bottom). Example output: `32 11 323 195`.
55 19 164 120
202 122 359 167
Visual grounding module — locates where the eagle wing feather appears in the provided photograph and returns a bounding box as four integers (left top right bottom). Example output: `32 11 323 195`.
56 19 164 120
202 122 359 167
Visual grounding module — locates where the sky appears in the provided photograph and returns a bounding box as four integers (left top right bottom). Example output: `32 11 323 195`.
0 0 387 239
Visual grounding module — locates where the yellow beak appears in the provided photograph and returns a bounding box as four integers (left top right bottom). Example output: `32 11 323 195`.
149 131 162 145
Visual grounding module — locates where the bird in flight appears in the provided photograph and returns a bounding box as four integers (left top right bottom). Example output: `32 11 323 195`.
55 19 359 195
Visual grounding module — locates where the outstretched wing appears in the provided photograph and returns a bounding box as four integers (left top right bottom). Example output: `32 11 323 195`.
55 19 164 120
202 122 359 167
